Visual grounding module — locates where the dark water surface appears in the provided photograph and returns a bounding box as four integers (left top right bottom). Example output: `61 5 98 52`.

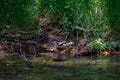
0 56 120 80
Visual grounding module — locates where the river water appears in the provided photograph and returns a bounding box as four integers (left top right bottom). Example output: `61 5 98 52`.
0 55 120 80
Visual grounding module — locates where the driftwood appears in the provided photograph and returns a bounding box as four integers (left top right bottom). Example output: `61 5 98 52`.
0 28 39 62
12 30 34 34
74 26 90 32
0 34 35 41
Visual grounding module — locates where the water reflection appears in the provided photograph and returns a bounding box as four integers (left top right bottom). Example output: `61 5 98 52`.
0 55 120 80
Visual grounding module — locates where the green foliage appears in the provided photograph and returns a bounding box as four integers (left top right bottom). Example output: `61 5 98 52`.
1 0 119 40
9 0 40 31
106 0 120 31
0 0 9 29
91 38 106 51
39 0 107 39
106 0 120 39
106 41 120 50
40 0 89 30
0 0 40 31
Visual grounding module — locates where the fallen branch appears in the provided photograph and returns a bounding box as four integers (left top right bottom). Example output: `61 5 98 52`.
74 26 90 32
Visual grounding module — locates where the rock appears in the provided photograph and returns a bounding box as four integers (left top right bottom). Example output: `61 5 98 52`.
97 67 104 74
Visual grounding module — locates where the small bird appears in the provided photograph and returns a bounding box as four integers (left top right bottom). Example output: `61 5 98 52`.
52 41 66 46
